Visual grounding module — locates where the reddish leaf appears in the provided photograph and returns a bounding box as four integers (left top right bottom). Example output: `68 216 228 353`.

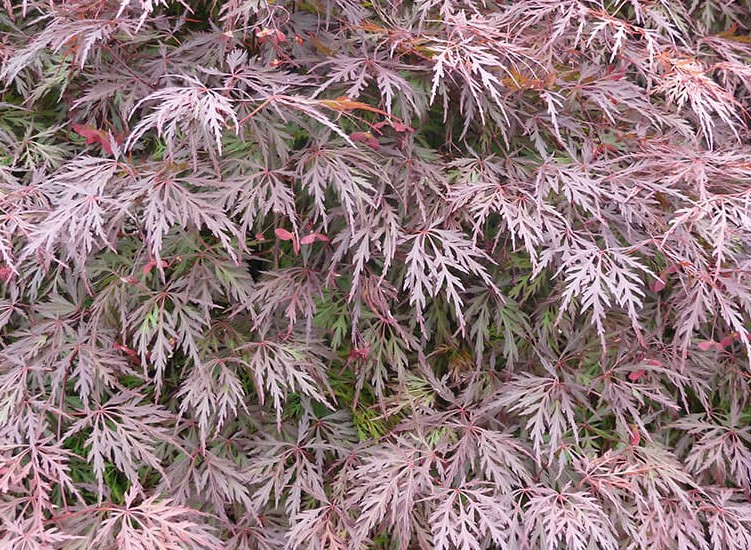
299 232 330 245
629 425 641 446
372 119 414 134
348 343 371 362
72 124 114 154
697 340 719 352
719 333 737 349
113 342 142 365
143 259 168 275
628 369 646 382
256 28 285 42
350 132 380 150
275 228 300 254
650 276 666 292
72 124 101 144
390 120 414 133
114 342 138 358
274 228 295 241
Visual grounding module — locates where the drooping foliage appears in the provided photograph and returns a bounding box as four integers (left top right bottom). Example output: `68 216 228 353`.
2 0 751 548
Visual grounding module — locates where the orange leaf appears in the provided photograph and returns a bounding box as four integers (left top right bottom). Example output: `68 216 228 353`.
320 97 389 117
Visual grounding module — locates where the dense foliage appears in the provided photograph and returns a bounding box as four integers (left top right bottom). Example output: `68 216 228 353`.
2 0 751 548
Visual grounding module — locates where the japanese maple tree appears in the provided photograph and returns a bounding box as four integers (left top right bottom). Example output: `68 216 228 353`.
2 0 751 548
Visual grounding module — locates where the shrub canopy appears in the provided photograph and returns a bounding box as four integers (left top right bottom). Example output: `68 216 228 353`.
2 0 751 548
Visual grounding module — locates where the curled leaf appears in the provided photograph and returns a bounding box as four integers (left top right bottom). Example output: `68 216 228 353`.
628 369 646 382
275 228 295 241
696 340 720 352
299 232 330 245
